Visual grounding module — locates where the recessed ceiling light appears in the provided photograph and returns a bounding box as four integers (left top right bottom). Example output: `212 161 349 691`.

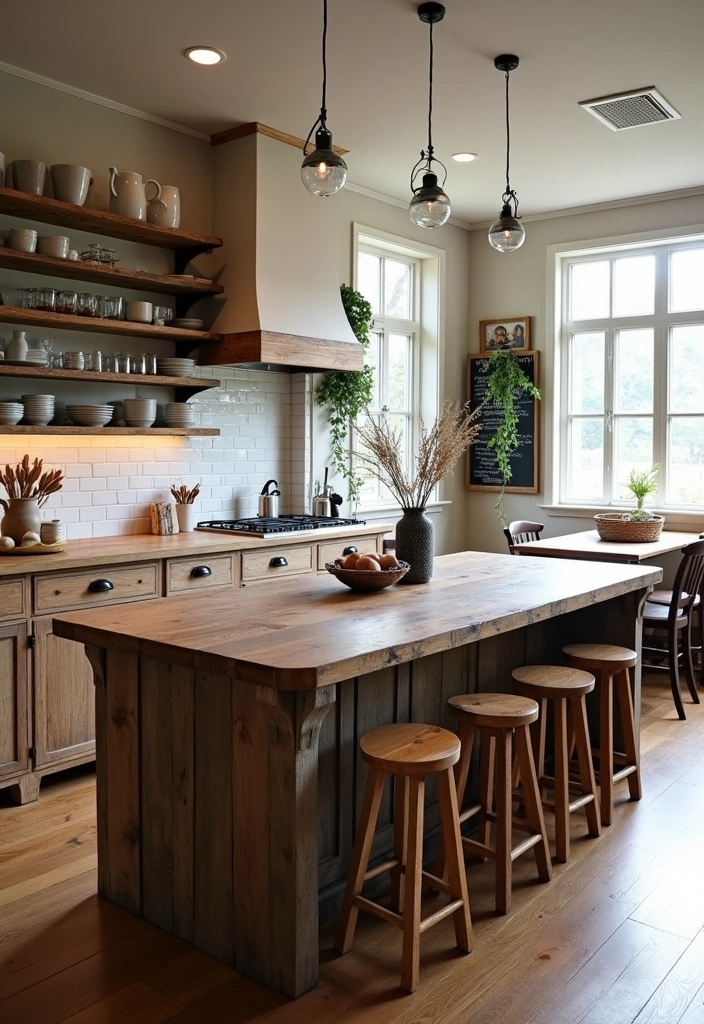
184 46 226 65
452 152 477 163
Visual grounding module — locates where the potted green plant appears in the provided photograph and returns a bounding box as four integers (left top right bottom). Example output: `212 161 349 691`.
316 285 375 506
481 351 541 523
594 464 665 541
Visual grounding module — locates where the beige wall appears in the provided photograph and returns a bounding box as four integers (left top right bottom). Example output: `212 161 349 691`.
466 194 704 555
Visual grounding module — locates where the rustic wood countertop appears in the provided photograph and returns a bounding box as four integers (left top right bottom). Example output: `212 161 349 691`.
0 523 384 577
53 550 661 690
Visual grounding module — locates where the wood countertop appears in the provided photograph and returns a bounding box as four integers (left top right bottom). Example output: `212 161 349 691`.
0 523 384 577
53 550 661 690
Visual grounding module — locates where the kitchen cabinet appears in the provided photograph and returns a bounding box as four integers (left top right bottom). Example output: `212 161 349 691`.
165 552 237 595
32 616 94 771
0 620 29 785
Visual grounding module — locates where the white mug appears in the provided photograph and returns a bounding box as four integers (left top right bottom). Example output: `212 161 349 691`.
8 228 37 253
125 300 153 323
40 520 66 544
11 159 46 195
50 164 92 206
37 235 70 259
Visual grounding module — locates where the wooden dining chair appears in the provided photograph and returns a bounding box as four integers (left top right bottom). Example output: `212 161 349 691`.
642 539 704 719
503 520 544 554
647 532 704 685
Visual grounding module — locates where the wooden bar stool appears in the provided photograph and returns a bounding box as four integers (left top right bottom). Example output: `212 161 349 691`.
511 665 601 862
562 643 641 826
335 723 473 993
443 693 552 915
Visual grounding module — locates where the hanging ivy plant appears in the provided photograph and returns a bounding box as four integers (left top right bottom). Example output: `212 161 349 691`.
480 350 541 523
316 284 375 505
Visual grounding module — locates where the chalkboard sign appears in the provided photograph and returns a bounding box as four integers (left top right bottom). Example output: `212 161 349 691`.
465 351 540 493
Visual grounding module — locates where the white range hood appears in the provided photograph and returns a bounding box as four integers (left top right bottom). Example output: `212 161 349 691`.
199 124 363 373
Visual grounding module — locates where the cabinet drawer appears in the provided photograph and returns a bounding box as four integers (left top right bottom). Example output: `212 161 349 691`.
166 554 235 595
317 536 378 571
241 545 313 584
34 562 160 614
0 578 27 622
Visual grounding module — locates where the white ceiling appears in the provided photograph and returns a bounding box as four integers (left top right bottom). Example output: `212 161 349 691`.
1 0 702 224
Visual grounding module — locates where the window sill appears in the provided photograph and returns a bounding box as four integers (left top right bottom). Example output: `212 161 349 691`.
356 500 451 523
540 504 704 531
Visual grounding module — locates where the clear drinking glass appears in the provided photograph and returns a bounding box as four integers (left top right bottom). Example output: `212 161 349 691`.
131 353 146 374
51 351 64 369
77 293 99 317
152 305 174 326
117 353 131 374
22 288 38 309
85 351 103 372
56 290 78 315
100 296 124 320
144 353 157 374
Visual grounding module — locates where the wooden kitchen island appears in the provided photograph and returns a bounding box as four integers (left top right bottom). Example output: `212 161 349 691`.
52 551 661 999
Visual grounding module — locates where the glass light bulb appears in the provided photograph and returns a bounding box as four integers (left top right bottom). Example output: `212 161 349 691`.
488 206 525 252
301 127 347 197
409 172 451 229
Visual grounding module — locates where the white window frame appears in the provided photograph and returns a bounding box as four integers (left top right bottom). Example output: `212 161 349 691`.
546 224 704 524
352 224 443 514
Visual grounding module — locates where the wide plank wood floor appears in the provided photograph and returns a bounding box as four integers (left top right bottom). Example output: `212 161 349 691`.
2 671 703 1024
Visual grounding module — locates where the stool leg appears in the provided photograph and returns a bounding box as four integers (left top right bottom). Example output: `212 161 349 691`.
571 695 601 838
401 775 425 994
615 668 642 802
514 724 552 884
534 697 548 796
554 697 570 863
335 768 386 955
437 767 473 954
478 732 495 856
433 722 474 886
494 729 513 914
599 671 615 826
391 775 409 913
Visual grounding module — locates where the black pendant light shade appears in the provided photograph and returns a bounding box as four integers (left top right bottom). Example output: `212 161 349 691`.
409 2 451 229
301 0 347 197
488 54 525 252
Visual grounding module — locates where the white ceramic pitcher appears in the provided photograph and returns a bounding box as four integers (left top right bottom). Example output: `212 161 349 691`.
108 167 160 222
146 182 181 228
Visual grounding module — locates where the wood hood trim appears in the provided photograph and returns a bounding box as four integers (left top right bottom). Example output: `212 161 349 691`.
211 121 348 155
198 330 363 373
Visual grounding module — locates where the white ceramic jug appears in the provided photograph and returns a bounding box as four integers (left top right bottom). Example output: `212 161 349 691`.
6 330 28 361
146 183 181 229
108 167 160 222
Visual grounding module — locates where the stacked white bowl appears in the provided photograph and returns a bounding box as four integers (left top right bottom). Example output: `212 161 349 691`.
21 394 55 426
0 401 24 426
66 404 114 427
123 398 157 428
165 402 195 428
156 357 196 378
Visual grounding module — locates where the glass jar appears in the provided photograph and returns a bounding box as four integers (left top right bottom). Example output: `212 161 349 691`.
100 296 124 320
152 305 174 326
64 350 85 370
56 290 78 315
85 351 102 372
144 353 158 375
131 353 146 374
77 293 99 317
117 353 131 374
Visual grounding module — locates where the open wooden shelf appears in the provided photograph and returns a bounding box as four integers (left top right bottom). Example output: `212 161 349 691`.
0 246 223 299
0 306 220 344
0 187 222 255
0 426 219 436
0 364 220 401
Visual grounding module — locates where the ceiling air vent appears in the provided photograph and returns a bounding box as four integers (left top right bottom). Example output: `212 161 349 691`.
579 87 681 131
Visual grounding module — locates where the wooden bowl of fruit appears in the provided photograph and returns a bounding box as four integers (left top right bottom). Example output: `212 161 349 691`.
325 551 410 591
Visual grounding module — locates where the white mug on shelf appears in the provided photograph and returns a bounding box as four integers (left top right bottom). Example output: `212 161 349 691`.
8 228 37 253
37 235 70 259
125 300 153 323
11 159 46 195
50 164 92 206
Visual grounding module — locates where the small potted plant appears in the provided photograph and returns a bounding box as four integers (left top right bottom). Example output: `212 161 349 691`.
594 464 664 542
171 482 201 532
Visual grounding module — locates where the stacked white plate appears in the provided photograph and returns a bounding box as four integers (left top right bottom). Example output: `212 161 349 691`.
165 402 195 428
123 398 157 428
25 349 48 365
156 357 196 378
21 394 55 426
66 404 114 427
0 401 24 426
169 318 204 330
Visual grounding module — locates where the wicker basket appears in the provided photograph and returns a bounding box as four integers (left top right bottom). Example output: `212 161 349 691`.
325 561 410 592
594 513 665 543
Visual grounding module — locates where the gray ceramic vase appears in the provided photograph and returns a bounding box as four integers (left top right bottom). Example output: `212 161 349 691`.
395 507 434 584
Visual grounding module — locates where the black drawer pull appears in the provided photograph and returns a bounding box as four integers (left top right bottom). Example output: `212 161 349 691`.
190 565 212 579
342 545 358 555
269 556 288 568
88 579 114 593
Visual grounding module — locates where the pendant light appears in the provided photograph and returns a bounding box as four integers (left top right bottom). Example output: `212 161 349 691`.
409 2 451 229
488 55 525 252
301 0 347 197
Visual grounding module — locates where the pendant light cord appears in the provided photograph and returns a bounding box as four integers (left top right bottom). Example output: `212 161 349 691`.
320 0 328 124
504 69 510 192
427 20 434 158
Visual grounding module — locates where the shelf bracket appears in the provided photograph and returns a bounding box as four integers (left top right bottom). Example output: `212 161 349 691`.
174 244 215 276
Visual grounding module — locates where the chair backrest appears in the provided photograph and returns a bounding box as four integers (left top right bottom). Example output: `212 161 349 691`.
670 539 704 619
504 520 544 554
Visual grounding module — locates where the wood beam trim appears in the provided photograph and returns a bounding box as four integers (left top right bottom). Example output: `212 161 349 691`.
211 121 348 155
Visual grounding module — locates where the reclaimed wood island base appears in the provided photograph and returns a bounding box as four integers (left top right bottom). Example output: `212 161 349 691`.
53 551 661 999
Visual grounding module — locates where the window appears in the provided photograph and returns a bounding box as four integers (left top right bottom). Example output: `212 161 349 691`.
353 226 441 509
558 238 704 509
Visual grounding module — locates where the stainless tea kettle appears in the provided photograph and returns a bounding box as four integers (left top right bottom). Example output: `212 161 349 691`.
258 479 280 518
312 468 343 518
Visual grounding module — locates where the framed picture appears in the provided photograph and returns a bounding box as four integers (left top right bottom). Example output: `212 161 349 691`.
479 315 531 353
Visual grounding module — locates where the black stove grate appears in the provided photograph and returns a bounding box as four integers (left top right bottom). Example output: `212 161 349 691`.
196 515 365 536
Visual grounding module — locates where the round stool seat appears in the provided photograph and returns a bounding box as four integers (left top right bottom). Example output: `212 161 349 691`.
448 692 539 729
563 643 637 671
360 723 460 775
512 664 595 699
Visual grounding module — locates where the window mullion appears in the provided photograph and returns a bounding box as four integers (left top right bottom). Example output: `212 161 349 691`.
653 249 668 505
604 325 615 502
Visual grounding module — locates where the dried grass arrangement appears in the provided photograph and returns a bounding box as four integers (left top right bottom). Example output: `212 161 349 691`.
0 455 63 506
355 400 481 510
170 483 201 505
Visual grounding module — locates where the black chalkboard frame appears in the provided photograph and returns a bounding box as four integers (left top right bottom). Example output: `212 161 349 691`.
465 350 540 493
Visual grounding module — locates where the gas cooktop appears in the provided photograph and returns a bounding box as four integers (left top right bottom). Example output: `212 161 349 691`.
195 515 365 537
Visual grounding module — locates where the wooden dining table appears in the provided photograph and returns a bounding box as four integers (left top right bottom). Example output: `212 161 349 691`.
513 528 699 563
